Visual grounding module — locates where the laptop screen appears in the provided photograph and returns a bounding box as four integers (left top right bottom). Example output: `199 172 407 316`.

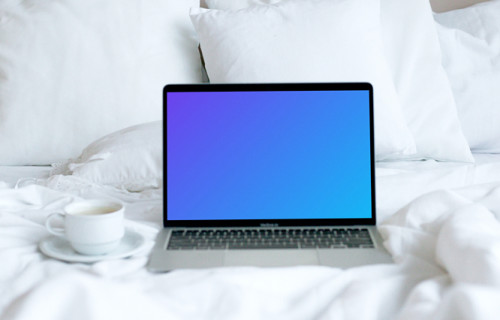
165 83 375 226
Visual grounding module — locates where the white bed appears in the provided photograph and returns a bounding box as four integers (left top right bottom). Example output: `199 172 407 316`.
2 0 500 319
2 154 500 319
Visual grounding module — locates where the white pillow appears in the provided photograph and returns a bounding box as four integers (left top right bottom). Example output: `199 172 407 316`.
0 0 201 165
51 121 162 192
434 0 500 153
205 0 474 162
191 0 417 160
380 0 473 162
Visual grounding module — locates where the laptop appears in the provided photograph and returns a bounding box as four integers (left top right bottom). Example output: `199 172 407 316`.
148 82 392 272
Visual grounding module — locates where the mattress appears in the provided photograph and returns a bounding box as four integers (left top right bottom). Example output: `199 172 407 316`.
2 154 500 320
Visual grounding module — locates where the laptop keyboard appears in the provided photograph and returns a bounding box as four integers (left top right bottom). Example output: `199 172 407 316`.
166 228 374 250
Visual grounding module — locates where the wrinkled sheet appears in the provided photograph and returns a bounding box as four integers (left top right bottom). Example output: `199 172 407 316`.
0 182 431 320
1 156 500 320
381 183 500 319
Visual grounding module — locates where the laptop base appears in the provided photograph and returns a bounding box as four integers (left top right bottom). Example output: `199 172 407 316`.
147 227 392 272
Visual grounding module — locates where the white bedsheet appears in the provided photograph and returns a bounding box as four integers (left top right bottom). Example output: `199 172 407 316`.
1 155 500 320
376 154 500 222
0 166 51 188
381 183 500 319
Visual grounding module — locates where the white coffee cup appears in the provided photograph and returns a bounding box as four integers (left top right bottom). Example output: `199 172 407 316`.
45 199 125 255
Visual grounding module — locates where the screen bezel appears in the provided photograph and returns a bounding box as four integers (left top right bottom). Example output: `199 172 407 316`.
163 83 376 228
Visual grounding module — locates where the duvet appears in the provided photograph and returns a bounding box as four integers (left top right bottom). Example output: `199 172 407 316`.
1 177 500 319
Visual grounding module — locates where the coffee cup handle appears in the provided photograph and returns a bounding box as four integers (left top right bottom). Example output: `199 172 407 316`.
45 213 66 237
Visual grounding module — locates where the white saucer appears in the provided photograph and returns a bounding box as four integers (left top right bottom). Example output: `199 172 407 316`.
39 228 147 263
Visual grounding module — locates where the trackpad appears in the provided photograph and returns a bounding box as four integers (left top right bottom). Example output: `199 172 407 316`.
224 250 319 267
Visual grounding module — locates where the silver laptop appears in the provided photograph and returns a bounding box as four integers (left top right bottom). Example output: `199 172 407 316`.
148 83 392 272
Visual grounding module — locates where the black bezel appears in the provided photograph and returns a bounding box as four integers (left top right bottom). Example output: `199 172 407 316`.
163 83 376 228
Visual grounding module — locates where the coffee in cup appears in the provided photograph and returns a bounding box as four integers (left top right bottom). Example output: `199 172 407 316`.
45 199 125 255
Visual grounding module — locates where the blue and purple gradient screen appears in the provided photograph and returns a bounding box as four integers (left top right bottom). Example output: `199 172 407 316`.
167 90 372 220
